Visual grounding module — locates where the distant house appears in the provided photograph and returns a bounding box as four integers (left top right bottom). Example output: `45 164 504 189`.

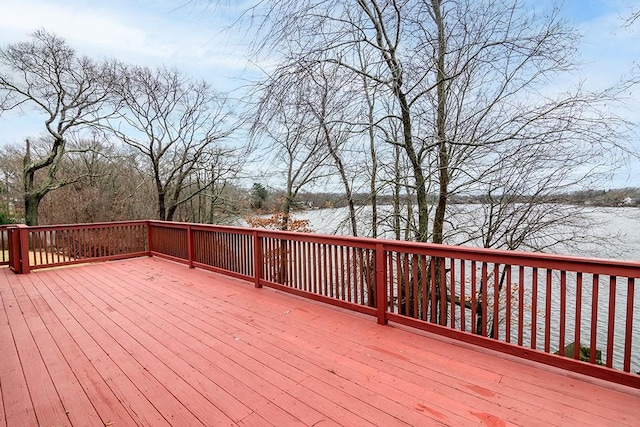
296 200 314 209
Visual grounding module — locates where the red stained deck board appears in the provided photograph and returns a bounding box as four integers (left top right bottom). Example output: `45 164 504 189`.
101 260 598 426
0 271 37 427
37 273 196 426
18 271 149 426
2 257 640 427
94 261 456 426
9 274 104 426
42 271 218 427
380 324 640 420
52 267 306 427
0 271 70 426
75 262 413 426
18 270 174 427
97 263 484 425
103 259 640 425
104 260 637 422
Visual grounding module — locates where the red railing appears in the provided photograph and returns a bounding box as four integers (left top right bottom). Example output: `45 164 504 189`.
148 221 255 281
7 221 148 273
0 225 10 265
5 220 640 388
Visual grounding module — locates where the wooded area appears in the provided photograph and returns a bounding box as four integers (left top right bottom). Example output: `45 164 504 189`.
0 1 638 254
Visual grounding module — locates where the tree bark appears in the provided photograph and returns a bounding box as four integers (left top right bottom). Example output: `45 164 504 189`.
432 0 448 246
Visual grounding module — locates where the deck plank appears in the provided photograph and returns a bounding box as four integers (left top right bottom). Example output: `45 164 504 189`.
18 270 146 426
98 260 457 426
1 257 639 427
102 260 638 424
9 273 104 426
78 259 416 426
57 267 305 426
106 259 601 426
22 268 173 426
43 269 215 427
98 261 487 425
0 271 37 427
0 271 70 426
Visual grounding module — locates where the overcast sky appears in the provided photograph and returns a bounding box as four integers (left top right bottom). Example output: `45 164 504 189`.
0 0 638 187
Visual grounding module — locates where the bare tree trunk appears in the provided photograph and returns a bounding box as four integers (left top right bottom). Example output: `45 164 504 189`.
392 144 402 241
24 193 40 226
156 186 166 221
432 0 448 247
431 0 449 325
322 122 358 236
364 78 378 238
23 138 38 226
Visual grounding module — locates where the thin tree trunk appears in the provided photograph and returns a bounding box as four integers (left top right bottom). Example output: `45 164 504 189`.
322 122 357 236
393 144 402 241
432 0 449 246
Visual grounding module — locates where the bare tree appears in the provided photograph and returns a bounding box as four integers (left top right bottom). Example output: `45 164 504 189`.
0 144 25 221
228 0 633 329
40 137 156 224
109 65 238 221
251 67 333 230
174 147 246 223
0 30 118 225
303 64 363 236
624 8 640 26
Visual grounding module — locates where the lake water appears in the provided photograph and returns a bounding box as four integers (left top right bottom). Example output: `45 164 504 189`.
292 205 640 372
296 205 640 261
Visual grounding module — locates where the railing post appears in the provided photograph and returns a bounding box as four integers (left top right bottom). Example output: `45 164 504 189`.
375 243 387 325
187 224 194 268
147 221 153 256
8 226 20 273
20 224 30 274
253 230 263 288
14 224 30 274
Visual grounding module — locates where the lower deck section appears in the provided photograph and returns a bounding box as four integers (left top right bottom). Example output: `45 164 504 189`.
1 257 638 426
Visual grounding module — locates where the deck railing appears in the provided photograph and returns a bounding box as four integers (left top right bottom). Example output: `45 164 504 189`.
5 220 640 388
0 225 10 266
7 222 148 273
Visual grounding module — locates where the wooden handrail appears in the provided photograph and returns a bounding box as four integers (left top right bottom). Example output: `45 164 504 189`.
6 219 640 388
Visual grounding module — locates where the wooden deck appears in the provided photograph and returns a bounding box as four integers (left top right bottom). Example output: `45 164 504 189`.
1 257 639 426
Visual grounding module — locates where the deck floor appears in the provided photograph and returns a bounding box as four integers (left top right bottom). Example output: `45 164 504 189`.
1 257 639 426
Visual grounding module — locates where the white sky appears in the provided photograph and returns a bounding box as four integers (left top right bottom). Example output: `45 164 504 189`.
0 0 638 187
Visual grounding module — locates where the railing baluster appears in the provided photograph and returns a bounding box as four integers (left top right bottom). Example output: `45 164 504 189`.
471 261 477 335
412 254 419 318
505 265 512 343
574 272 583 360
44 230 50 265
347 246 352 301
316 243 322 295
387 252 400 313
590 274 599 364
531 267 538 349
492 263 499 339
375 243 387 324
481 262 488 336
358 248 365 305
606 276 616 368
460 260 466 332
331 245 340 299
559 271 567 356
403 253 410 316
545 269 552 353
624 278 634 373
420 255 428 321
450 258 456 329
